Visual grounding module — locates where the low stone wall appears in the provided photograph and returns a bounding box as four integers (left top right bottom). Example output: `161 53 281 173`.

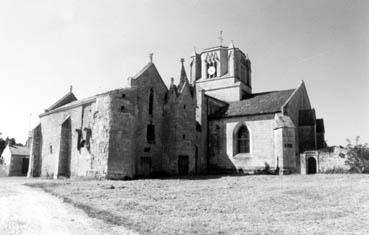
300 147 349 174
318 147 349 173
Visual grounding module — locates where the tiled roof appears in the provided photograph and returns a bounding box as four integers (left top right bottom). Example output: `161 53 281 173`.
211 89 295 118
9 145 30 156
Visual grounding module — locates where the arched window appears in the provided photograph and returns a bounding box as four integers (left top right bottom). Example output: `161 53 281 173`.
237 126 250 153
149 88 154 115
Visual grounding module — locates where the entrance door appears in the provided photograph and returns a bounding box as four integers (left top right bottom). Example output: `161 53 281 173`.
58 118 72 177
140 157 152 177
307 157 317 174
22 158 29 175
178 155 189 175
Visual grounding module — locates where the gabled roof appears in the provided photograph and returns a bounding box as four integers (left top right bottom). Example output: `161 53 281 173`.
132 62 154 80
45 92 77 112
211 89 295 118
40 95 96 117
8 145 30 156
130 62 168 92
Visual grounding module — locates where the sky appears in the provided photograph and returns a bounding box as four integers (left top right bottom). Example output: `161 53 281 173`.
0 0 368 146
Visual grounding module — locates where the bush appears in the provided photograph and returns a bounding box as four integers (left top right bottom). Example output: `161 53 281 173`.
345 136 369 173
323 167 349 174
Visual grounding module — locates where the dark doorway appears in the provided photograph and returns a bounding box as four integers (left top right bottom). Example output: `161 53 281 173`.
178 155 189 175
139 157 152 177
195 147 198 174
307 157 317 174
58 118 72 178
22 158 29 175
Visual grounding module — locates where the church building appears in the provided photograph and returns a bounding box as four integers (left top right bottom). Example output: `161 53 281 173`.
28 41 326 179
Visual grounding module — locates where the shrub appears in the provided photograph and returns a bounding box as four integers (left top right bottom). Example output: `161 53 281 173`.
323 167 348 174
345 136 369 173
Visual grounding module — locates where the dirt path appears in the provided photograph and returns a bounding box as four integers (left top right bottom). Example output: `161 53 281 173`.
0 177 136 235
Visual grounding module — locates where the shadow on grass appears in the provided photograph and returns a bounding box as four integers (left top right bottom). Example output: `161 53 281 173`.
24 182 138 229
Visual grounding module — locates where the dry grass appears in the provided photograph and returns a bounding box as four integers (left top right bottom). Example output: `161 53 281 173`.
25 174 369 234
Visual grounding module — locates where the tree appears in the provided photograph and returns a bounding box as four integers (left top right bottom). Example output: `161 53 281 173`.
0 138 6 156
345 136 369 173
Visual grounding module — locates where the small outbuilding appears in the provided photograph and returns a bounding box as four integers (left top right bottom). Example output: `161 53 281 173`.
1 145 30 176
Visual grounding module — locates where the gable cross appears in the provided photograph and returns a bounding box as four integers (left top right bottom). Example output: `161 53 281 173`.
218 30 223 46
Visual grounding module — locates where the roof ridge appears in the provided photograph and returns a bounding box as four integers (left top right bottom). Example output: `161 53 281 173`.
132 62 154 80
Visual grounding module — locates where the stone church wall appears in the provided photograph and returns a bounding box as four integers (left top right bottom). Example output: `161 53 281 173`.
40 104 85 178
283 83 312 170
171 87 196 174
195 89 208 173
39 94 113 178
28 124 42 177
106 88 137 179
208 117 275 172
130 64 168 177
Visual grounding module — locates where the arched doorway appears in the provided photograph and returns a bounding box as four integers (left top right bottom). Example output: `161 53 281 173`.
58 118 72 178
178 155 189 175
307 157 317 174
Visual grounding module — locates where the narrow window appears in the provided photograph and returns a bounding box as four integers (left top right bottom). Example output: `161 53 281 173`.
183 105 186 109
49 145 53 154
183 134 186 140
147 124 155 143
149 88 154 115
120 106 125 112
237 126 250 153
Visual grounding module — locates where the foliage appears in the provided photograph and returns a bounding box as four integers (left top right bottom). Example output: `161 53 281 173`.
345 136 369 173
0 135 24 156
0 138 6 156
323 166 348 174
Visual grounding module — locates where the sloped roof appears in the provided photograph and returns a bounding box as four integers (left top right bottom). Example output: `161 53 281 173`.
211 89 295 118
46 92 77 112
9 145 30 156
130 62 168 92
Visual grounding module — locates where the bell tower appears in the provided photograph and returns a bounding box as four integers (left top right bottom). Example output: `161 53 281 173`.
192 39 252 102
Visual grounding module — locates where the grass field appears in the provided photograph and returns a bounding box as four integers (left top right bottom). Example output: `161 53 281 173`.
26 174 369 234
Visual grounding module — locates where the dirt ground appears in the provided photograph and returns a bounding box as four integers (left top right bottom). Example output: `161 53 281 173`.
0 177 136 235
25 174 369 235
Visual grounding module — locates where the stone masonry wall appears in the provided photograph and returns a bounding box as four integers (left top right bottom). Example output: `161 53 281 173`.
208 117 275 172
39 97 111 178
283 83 312 171
28 124 42 177
318 147 349 172
168 84 196 174
107 88 137 179
131 64 168 177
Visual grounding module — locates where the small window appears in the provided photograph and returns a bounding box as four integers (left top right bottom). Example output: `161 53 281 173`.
284 143 293 148
183 105 186 109
120 106 125 112
183 134 186 140
149 88 154 115
236 126 250 153
49 145 53 154
144 147 151 152
121 94 126 98
147 124 155 144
